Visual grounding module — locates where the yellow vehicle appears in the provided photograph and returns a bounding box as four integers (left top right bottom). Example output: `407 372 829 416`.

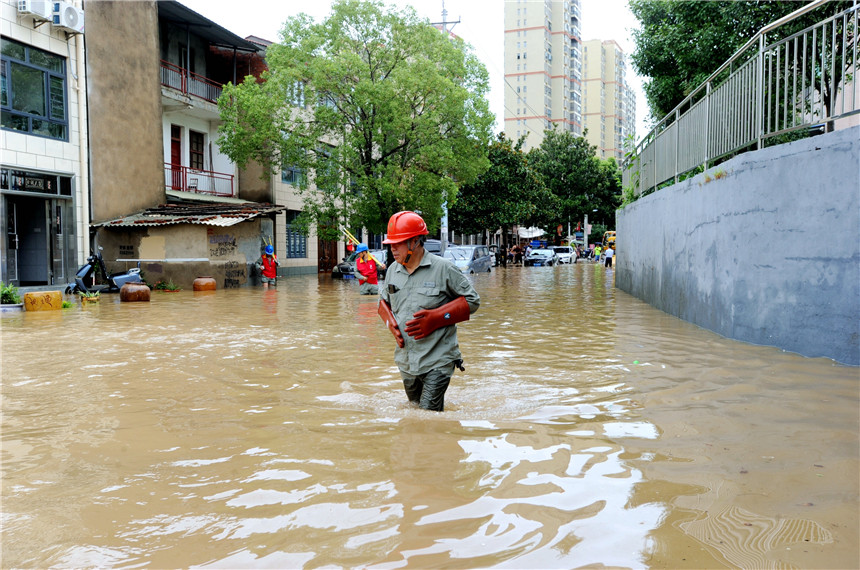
602 231 616 249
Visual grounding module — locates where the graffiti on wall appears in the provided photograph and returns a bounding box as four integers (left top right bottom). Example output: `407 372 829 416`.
209 234 237 258
223 260 245 289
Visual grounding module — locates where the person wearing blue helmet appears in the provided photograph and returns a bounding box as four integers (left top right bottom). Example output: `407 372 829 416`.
354 243 385 295
255 244 280 288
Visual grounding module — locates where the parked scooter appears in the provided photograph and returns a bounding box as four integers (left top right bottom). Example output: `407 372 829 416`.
65 246 142 294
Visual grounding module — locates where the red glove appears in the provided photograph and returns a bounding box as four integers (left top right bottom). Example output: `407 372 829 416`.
405 296 470 340
378 298 405 348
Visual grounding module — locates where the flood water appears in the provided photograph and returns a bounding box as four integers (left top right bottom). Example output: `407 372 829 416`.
2 262 858 569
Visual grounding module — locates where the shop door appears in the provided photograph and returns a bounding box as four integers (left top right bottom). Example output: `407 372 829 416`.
5 199 19 284
49 199 72 284
11 196 50 285
317 237 337 272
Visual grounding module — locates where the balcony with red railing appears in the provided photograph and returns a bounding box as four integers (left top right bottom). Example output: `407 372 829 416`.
164 163 234 197
160 60 224 104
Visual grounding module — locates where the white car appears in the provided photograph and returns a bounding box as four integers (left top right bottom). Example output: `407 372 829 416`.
552 246 576 264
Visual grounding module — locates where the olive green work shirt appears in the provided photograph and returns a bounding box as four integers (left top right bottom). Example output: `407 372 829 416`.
380 250 480 376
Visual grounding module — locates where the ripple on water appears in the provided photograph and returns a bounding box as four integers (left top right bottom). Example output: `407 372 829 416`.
1 270 857 569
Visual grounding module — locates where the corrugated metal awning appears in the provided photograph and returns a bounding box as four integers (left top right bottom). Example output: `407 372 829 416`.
93 202 286 228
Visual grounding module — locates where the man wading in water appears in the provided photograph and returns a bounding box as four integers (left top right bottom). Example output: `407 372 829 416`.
377 211 480 411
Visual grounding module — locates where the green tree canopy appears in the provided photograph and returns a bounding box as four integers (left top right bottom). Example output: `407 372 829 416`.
528 128 620 233
217 0 493 238
629 1 852 122
448 133 558 243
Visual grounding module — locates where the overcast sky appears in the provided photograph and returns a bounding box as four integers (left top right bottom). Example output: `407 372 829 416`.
177 0 650 138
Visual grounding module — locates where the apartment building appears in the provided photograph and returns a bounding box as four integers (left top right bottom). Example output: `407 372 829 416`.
3 0 344 290
581 39 636 160
1 0 88 287
82 0 314 288
503 0 583 151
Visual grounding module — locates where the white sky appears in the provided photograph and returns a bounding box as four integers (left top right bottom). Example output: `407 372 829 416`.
178 0 650 138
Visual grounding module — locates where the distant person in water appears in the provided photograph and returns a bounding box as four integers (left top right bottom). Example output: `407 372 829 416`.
255 245 279 289
354 243 385 295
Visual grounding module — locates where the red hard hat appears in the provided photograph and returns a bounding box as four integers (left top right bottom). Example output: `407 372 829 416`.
382 211 429 244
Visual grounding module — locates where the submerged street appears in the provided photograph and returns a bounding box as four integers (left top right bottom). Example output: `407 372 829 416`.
2 263 857 568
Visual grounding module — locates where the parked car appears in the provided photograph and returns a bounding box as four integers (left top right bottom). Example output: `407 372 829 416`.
443 245 493 274
552 245 576 264
331 249 388 279
524 248 559 267
424 239 443 254
488 244 501 266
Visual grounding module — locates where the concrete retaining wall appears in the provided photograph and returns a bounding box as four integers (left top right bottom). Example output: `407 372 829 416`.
616 126 859 365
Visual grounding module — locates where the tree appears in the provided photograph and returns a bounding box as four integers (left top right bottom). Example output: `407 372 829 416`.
596 157 622 224
448 133 558 248
217 0 493 238
527 128 620 238
629 1 853 122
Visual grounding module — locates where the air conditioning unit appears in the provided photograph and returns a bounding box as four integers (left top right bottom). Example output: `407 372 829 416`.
52 1 84 34
17 0 53 21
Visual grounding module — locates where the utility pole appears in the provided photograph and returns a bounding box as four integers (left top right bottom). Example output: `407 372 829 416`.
432 1 460 255
584 214 589 254
431 1 460 36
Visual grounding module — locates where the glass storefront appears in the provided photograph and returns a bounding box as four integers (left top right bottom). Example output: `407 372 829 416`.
1 168 76 286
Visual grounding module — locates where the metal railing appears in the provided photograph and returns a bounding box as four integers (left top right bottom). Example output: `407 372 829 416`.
164 163 234 197
623 1 859 196
160 60 224 104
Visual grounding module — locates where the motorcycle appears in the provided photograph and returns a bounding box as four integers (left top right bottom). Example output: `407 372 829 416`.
65 246 142 294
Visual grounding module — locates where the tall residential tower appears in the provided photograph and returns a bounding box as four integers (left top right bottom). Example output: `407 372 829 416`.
504 0 583 151
581 39 636 160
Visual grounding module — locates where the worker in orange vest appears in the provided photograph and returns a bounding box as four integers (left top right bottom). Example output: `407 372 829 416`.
354 243 386 295
255 244 279 289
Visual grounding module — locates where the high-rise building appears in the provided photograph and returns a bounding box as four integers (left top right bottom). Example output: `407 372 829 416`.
581 39 636 160
503 0 583 151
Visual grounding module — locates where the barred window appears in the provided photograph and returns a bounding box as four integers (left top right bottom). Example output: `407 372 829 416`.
284 210 307 259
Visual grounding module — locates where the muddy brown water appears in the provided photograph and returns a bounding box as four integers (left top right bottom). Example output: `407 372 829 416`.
2 263 857 569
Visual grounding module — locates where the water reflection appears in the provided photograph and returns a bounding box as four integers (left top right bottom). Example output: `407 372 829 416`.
1 263 857 568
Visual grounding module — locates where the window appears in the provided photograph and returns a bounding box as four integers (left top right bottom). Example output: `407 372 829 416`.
1 37 68 140
287 81 305 108
318 92 337 110
284 210 307 259
314 144 338 191
190 131 205 170
281 164 304 186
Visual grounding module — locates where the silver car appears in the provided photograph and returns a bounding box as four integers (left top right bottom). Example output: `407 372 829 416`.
443 245 493 274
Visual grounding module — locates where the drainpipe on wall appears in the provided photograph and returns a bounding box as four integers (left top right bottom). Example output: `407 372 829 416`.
75 30 90 265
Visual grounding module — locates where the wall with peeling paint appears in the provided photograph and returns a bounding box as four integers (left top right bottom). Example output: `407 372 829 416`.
616 126 859 365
